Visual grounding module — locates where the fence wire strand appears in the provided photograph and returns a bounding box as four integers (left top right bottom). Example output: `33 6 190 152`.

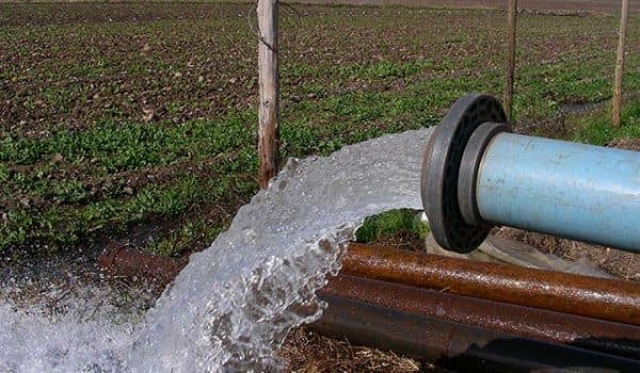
243 2 638 133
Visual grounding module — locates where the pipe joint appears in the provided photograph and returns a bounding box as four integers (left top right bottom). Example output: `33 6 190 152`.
458 121 510 226
420 94 509 252
422 94 640 253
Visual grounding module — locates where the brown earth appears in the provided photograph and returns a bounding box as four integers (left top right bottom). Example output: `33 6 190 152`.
494 227 640 281
300 0 640 13
280 327 429 373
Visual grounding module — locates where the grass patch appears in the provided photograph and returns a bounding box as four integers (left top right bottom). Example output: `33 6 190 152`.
355 209 430 244
573 101 640 145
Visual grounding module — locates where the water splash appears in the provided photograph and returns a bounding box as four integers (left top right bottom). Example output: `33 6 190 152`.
0 127 433 372
0 287 141 373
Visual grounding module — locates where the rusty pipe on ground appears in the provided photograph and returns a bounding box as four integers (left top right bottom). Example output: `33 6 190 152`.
99 242 640 325
98 242 188 286
343 243 640 325
98 244 640 364
313 292 640 372
322 274 640 359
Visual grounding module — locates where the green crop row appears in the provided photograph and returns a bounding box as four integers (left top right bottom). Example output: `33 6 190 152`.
1 3 639 259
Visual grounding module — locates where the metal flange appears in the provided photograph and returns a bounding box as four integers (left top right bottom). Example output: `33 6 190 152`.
458 121 511 226
421 94 509 253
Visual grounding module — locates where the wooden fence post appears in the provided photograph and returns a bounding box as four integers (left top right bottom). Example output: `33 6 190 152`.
504 0 518 122
257 0 279 189
613 0 629 128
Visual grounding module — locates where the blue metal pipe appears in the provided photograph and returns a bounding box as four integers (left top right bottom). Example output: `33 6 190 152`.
421 94 640 253
476 133 640 252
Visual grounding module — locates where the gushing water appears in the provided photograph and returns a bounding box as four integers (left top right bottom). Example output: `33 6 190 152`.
0 127 433 372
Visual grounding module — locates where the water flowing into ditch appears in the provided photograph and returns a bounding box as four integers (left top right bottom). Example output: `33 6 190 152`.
0 127 434 372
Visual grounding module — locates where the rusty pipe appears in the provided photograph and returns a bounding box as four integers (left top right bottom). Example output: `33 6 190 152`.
343 243 640 325
98 242 188 286
97 245 640 357
99 242 640 325
323 274 640 359
98 244 640 363
313 292 640 372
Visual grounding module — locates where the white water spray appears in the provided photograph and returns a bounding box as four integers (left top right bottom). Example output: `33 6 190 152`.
0 127 433 372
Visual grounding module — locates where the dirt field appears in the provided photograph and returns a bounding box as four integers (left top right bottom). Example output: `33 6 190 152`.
301 0 640 13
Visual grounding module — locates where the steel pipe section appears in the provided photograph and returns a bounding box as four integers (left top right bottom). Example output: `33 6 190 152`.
99 243 640 325
323 274 640 359
98 242 188 286
422 94 640 253
98 244 640 364
344 243 640 325
314 292 640 372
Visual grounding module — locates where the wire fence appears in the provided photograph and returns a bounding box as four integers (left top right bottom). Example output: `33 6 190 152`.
248 1 638 134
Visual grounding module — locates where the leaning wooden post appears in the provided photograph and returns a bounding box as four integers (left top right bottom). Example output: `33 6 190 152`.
504 0 518 121
257 0 279 189
613 0 629 128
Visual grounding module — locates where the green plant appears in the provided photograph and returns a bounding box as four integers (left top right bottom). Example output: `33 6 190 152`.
573 101 640 145
355 209 430 244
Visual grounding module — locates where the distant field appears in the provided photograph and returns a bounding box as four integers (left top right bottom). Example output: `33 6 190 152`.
301 0 640 13
1 2 639 259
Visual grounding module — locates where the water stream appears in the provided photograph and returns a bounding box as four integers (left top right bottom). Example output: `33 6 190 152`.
0 127 434 372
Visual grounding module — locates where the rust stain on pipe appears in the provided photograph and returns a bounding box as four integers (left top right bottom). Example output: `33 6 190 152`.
98 242 640 326
342 243 640 325
314 293 640 372
98 242 187 286
99 243 640 360
322 274 640 359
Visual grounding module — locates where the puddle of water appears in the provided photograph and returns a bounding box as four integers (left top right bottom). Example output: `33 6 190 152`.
559 100 608 115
